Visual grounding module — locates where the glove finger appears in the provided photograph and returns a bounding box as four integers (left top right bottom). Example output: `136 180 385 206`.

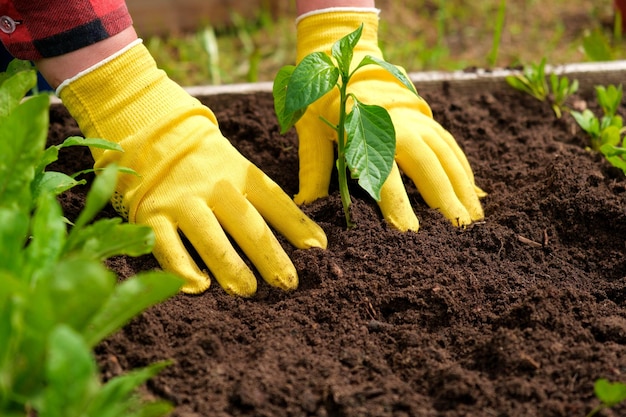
293 113 336 205
408 109 487 198
141 213 211 294
410 114 484 222
210 180 299 292
177 199 258 297
435 123 487 199
424 115 479 188
393 115 474 226
244 164 327 250
377 162 419 232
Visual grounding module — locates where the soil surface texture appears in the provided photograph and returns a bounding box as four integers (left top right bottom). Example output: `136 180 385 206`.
47 83 626 417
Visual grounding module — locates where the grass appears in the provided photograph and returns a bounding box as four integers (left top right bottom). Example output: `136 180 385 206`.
140 0 625 86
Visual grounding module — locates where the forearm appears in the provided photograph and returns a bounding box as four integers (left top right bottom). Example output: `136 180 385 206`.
0 0 134 89
296 0 375 15
36 27 138 89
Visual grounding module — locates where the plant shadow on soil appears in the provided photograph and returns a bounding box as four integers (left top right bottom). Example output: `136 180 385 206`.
47 83 626 417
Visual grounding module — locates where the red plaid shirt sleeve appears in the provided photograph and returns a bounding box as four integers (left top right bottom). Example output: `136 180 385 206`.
0 0 133 60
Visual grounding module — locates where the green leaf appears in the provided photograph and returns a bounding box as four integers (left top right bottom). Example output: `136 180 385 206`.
24 193 66 280
36 258 116 333
83 271 183 347
357 55 418 95
85 361 173 417
571 110 601 141
594 379 626 407
71 166 137 180
273 65 306 133
599 125 622 147
285 52 339 114
0 272 28 403
344 98 396 201
40 325 100 417
596 84 623 117
31 137 122 198
0 59 35 84
0 69 38 117
72 163 118 230
505 75 534 95
32 171 87 199
59 136 123 152
507 59 549 102
35 146 61 176
66 218 156 260
0 208 29 275
0 94 49 209
331 24 363 76
582 30 614 62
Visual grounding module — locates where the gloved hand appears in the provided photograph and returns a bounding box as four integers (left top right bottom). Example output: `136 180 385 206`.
294 9 485 231
58 41 327 296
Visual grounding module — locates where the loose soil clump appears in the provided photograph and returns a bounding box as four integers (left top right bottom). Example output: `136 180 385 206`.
47 83 626 417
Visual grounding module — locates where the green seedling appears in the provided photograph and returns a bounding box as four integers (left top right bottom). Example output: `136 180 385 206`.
273 24 417 228
0 61 182 417
586 379 626 417
548 72 579 118
505 58 578 118
505 58 548 101
571 84 626 174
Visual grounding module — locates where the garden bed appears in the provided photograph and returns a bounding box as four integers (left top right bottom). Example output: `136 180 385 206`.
47 66 626 416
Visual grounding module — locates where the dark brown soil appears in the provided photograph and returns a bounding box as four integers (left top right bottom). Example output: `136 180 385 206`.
47 82 626 417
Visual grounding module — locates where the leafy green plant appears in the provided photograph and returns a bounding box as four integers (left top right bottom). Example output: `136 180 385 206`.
586 379 626 417
505 58 548 101
0 61 183 416
505 58 578 118
548 71 579 118
571 84 626 174
273 24 417 228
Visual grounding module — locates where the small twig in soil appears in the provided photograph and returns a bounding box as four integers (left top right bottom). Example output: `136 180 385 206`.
517 235 543 248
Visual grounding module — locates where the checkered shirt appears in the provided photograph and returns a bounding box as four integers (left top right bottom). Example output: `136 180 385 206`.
0 0 132 60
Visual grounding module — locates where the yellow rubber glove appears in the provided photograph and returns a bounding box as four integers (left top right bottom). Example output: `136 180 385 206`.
58 41 327 296
295 9 485 231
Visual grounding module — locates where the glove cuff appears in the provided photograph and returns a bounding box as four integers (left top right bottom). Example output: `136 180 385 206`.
57 41 209 146
296 8 382 63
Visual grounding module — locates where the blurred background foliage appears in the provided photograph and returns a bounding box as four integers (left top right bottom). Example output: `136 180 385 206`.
127 0 625 86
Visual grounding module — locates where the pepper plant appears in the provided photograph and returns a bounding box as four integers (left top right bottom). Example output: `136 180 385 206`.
0 60 182 417
273 24 418 228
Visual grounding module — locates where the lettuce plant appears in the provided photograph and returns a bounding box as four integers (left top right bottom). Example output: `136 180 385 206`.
0 60 183 417
273 24 417 228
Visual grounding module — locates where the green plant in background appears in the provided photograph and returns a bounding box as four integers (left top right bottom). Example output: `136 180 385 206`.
0 60 183 416
486 0 507 67
505 58 579 118
571 84 626 174
506 58 549 100
230 11 262 83
198 26 221 85
582 29 616 62
581 9 623 62
273 24 417 228
586 379 626 417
